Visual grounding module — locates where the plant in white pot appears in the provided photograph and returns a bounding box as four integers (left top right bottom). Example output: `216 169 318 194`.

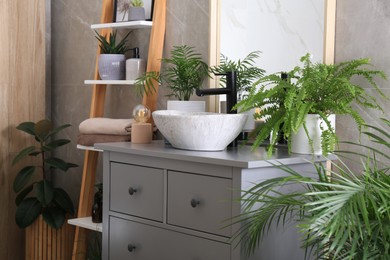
236 53 386 156
95 30 132 80
136 45 209 112
128 0 146 21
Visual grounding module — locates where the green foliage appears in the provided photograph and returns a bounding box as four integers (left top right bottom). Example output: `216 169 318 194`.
13 119 77 229
94 30 132 54
235 118 390 259
131 0 144 7
211 51 265 94
237 53 387 156
136 45 209 101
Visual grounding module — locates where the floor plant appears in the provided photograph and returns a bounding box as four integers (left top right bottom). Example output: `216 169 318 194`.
235 118 390 259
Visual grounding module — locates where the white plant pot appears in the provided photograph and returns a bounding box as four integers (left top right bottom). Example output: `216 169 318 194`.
291 114 336 155
167 100 206 112
98 54 126 80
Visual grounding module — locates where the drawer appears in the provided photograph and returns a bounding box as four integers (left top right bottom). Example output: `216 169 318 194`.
110 163 164 222
109 216 231 260
167 171 232 237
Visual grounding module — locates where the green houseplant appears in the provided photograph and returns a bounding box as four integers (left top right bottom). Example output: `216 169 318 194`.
237 53 386 156
136 45 209 101
95 30 132 80
13 119 77 229
235 118 390 259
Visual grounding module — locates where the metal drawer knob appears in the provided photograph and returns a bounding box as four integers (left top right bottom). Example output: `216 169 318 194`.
127 243 136 252
128 187 137 195
191 198 200 208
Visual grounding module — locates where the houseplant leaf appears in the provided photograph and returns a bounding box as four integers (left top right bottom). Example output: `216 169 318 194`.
45 157 71 171
12 146 36 165
54 188 75 215
16 122 36 136
36 180 55 206
42 206 66 229
15 198 42 228
34 119 54 141
44 139 71 151
15 184 34 206
13 166 36 193
46 124 71 139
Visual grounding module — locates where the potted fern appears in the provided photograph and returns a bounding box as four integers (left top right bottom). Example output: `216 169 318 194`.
136 45 209 112
237 53 386 156
128 0 146 21
235 118 390 258
95 30 131 80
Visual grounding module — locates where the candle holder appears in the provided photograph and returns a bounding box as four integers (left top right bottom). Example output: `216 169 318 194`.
131 104 152 144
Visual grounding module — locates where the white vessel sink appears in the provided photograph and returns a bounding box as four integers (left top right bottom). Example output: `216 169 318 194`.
152 110 248 151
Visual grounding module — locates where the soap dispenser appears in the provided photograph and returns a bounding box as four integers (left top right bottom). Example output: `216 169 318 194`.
126 47 146 81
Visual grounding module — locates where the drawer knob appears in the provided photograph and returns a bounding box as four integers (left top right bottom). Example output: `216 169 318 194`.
190 198 200 208
128 187 138 195
127 243 136 252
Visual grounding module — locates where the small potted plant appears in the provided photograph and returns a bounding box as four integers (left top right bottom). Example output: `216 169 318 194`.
237 53 386 156
136 45 209 112
128 0 146 21
95 30 132 80
13 119 78 257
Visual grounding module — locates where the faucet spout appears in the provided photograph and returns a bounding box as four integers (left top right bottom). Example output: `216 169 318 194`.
196 71 238 114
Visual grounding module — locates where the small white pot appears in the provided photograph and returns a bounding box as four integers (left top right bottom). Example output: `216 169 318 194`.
167 100 206 112
291 114 336 155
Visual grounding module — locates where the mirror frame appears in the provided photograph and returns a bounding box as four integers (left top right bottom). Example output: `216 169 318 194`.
207 0 337 112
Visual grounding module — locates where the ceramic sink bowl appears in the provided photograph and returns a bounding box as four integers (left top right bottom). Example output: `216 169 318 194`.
152 110 248 151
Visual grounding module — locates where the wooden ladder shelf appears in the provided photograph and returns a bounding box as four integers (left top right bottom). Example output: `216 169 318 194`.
71 0 166 259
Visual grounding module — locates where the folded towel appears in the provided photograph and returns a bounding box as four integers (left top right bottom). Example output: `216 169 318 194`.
79 118 134 135
77 134 131 146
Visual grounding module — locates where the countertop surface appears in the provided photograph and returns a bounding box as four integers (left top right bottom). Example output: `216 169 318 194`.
95 141 333 169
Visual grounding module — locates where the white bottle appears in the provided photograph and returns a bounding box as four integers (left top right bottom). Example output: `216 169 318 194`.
126 47 146 81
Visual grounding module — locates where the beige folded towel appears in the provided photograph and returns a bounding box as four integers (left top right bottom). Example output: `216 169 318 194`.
77 134 131 146
79 118 134 135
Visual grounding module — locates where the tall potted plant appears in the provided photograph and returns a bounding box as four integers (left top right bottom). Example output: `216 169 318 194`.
237 53 386 156
235 118 390 259
128 0 146 21
13 119 78 258
136 45 209 112
95 30 131 80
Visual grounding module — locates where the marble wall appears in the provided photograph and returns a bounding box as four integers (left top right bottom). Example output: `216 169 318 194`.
220 0 324 74
335 0 390 170
51 0 210 204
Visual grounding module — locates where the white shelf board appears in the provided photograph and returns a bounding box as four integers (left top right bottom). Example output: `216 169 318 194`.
77 144 103 152
68 217 102 232
84 80 136 85
91 21 152 30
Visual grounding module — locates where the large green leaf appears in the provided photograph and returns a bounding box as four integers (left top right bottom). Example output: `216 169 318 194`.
45 157 70 171
15 198 42 228
12 146 36 165
35 180 55 206
42 206 66 229
54 188 75 215
13 166 36 193
34 119 53 140
16 122 36 136
15 184 34 206
44 139 70 150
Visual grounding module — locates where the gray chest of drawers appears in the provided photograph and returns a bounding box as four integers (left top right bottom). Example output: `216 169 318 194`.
97 141 326 260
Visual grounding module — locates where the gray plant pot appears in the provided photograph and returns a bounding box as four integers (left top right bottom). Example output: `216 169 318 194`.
128 7 146 21
98 54 126 80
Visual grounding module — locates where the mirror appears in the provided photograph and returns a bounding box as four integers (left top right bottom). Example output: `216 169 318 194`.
208 0 336 111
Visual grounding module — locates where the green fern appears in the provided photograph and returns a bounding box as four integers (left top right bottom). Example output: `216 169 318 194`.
236 53 387 156
136 45 209 100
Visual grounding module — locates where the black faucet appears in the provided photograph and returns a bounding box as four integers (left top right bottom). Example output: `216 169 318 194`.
196 71 238 114
196 71 238 147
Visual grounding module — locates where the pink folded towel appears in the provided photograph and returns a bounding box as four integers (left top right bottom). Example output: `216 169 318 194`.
79 118 134 135
77 134 131 146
